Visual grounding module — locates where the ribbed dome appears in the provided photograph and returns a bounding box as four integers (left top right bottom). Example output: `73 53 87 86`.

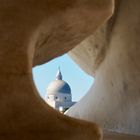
47 80 71 95
46 68 71 95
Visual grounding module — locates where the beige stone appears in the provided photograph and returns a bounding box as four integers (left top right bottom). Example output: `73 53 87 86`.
0 0 114 139
67 0 140 136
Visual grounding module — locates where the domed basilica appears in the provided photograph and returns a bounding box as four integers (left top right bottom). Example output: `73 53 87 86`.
45 68 76 112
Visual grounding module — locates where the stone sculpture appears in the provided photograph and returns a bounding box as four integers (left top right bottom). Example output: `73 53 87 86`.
0 0 114 139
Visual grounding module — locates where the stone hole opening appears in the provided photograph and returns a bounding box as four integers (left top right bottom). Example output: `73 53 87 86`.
32 54 93 114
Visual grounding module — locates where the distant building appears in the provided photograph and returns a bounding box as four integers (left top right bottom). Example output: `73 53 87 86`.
45 68 76 112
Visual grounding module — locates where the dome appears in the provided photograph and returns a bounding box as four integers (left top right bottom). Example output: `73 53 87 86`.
47 80 71 95
46 68 71 95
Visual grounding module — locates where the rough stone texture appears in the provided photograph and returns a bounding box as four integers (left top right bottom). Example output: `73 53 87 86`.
67 0 140 136
103 131 140 140
68 0 120 76
68 24 109 76
0 0 114 139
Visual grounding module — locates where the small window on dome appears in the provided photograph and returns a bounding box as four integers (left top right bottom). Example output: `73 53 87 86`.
65 97 67 100
55 96 58 99
47 97 49 99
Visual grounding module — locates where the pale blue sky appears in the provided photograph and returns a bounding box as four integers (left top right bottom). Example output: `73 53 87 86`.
33 54 93 102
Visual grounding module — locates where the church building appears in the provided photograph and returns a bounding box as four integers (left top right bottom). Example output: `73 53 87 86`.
45 68 76 112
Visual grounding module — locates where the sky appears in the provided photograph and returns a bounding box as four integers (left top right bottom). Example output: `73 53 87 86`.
33 54 93 102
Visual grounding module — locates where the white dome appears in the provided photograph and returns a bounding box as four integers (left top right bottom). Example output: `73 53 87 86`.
47 80 71 95
46 68 71 95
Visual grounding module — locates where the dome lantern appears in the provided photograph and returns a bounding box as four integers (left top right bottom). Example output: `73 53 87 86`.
56 67 62 80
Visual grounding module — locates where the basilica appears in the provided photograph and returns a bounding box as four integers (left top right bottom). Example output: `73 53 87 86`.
45 68 76 112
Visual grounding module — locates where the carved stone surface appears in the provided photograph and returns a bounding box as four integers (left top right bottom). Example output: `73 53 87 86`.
0 0 114 139
67 0 140 136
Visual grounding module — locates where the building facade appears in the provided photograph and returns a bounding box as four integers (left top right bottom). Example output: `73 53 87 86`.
45 68 75 112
